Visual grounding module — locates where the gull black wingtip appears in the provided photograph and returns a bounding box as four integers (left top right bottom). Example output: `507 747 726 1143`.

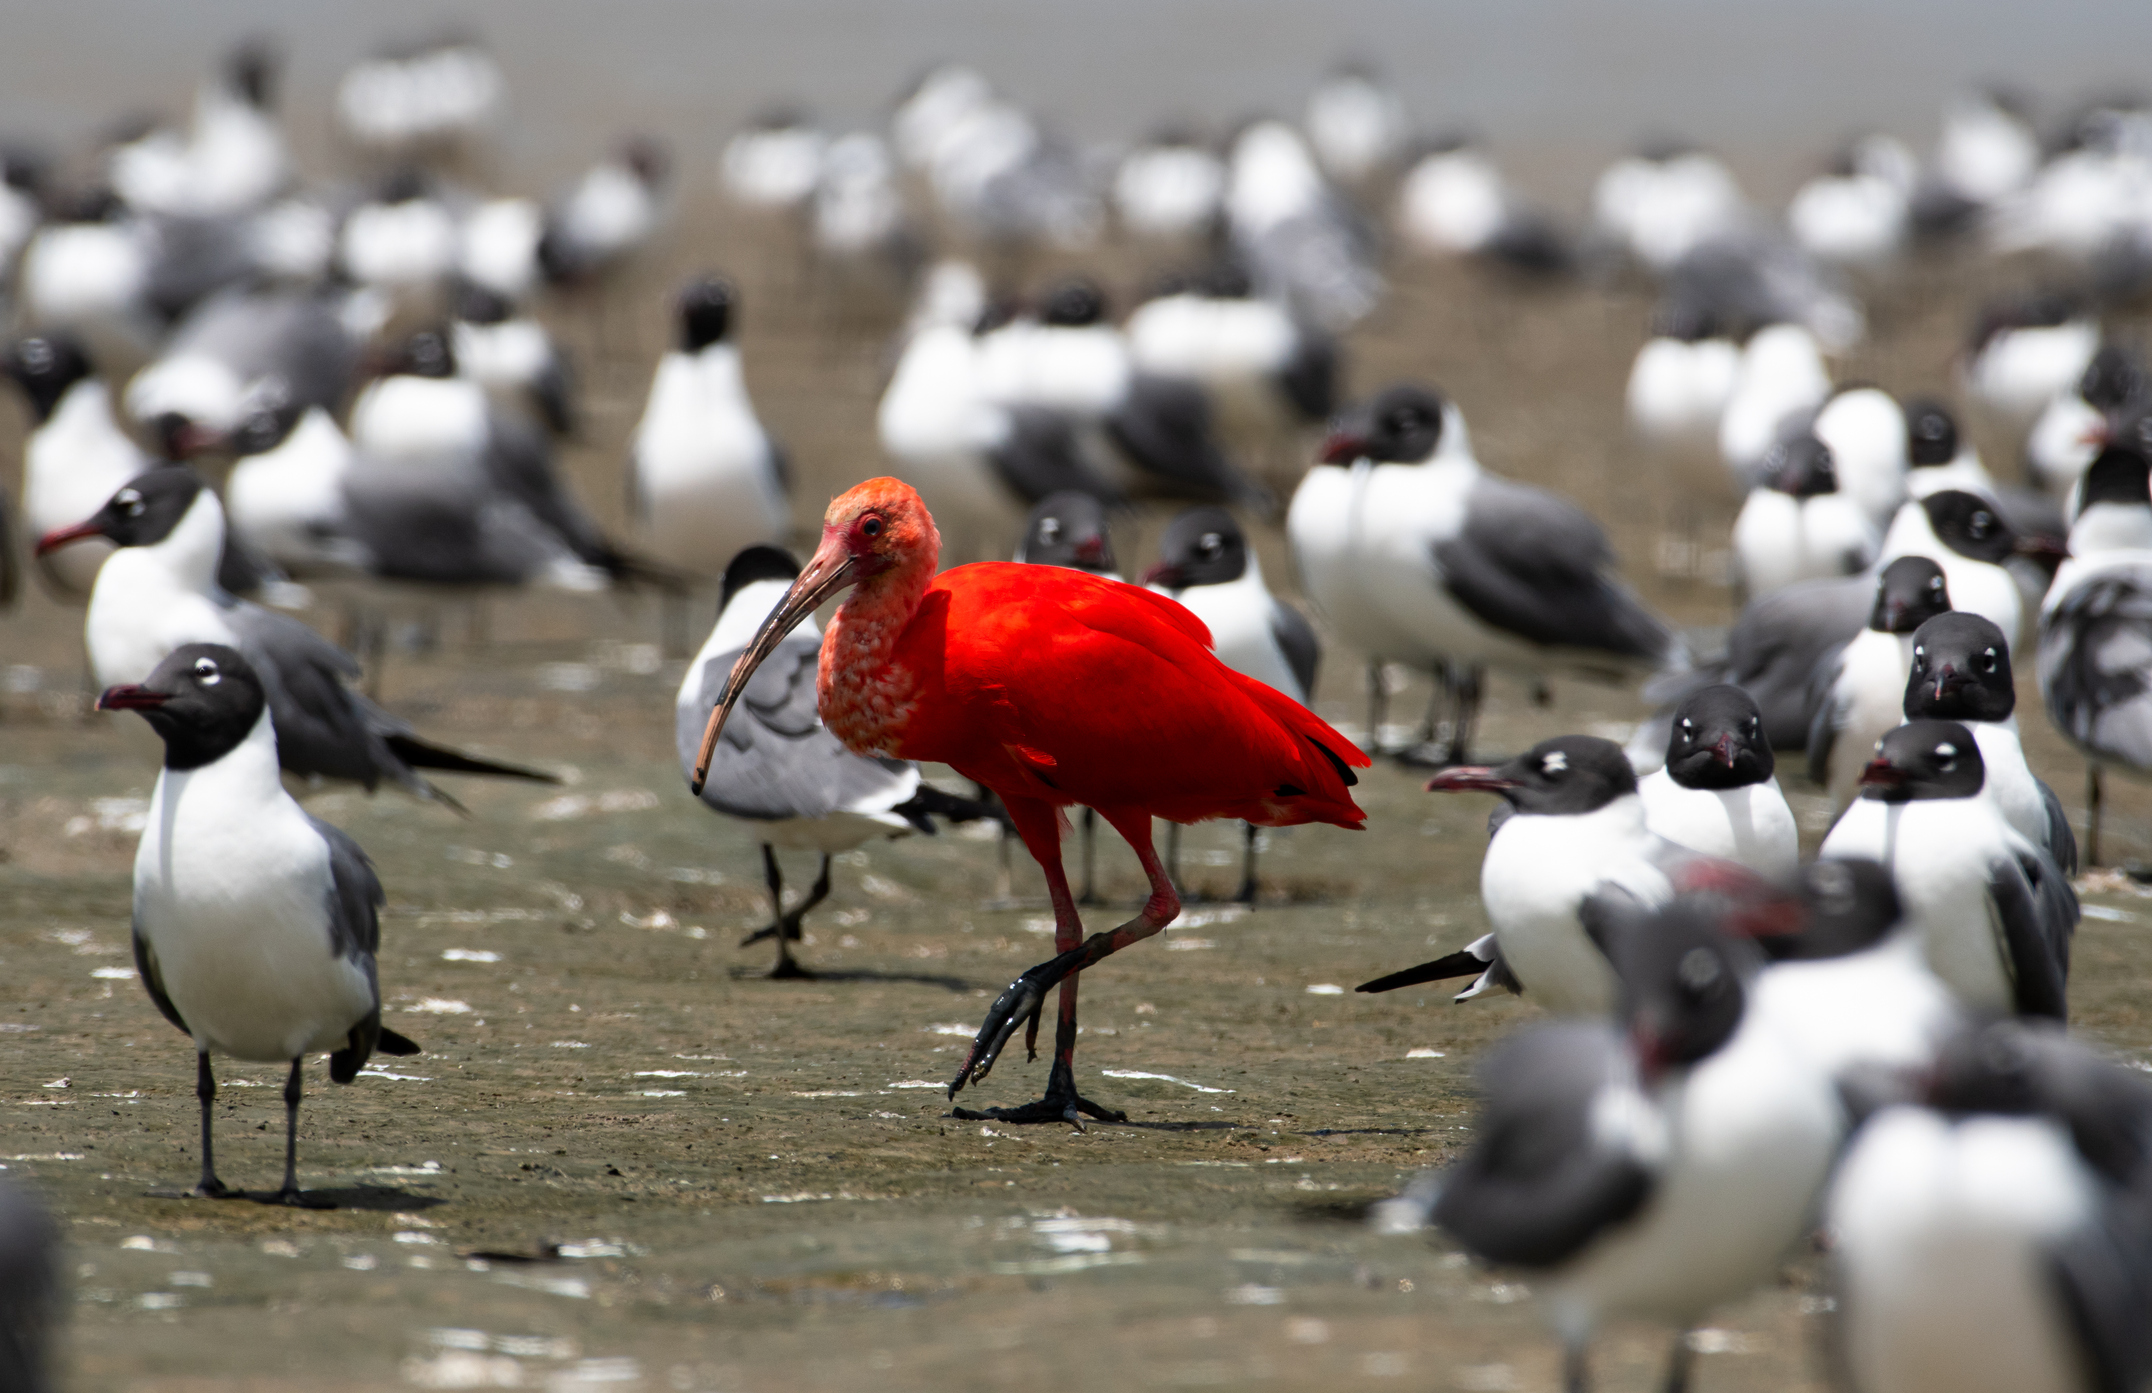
1356 950 1490 993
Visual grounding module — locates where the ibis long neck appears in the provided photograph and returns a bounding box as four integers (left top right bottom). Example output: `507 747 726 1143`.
818 544 938 758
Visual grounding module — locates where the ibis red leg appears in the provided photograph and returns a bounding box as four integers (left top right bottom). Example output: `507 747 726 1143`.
949 801 1180 1124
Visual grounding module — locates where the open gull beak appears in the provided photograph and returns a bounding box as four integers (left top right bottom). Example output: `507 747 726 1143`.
96 684 171 711
1858 758 1906 790
1424 766 1520 795
1318 430 1369 464
689 533 859 794
1140 560 1181 588
34 519 104 557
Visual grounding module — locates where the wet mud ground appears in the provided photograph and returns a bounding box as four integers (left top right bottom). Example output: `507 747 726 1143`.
7 200 2152 1391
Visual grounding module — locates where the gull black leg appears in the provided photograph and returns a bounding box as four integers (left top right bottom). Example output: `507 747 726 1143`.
1448 665 1486 765
193 1052 229 1199
2088 763 2104 868
1235 821 1259 904
270 1057 330 1208
746 845 819 979
1563 1338 1590 1393
1661 1330 1694 1393
1364 659 1387 755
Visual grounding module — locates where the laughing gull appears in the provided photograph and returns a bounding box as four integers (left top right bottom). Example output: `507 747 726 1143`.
98 644 422 1205
1592 141 1749 273
1877 488 2051 653
1225 119 1381 331
877 265 1122 561
1146 505 1322 901
337 166 459 309
335 35 504 161
1012 493 1119 904
1811 385 1910 527
809 131 912 276
124 283 368 442
1730 428 1878 596
1921 89 2041 228
39 468 556 809
1897 400 2073 572
457 196 544 302
108 41 288 220
1826 1020 2152 1393
1427 895 1839 1393
1806 556 1955 810
718 109 826 213
678 547 996 976
1645 489 2051 759
1819 721 2076 1019
1122 259 1339 466
1787 134 1916 269
1395 137 1572 274
1637 685 1798 881
2037 444 2152 864
1905 612 2077 874
537 137 671 288
221 391 361 577
1303 63 1406 188
1293 382 1682 763
1961 290 2101 442
4 334 152 596
1624 301 1741 472
1357 736 1739 1014
1717 323 1832 485
350 327 655 585
1746 857 1964 1085
628 276 790 582
2028 343 2141 499
976 275 1268 511
452 281 576 437
1112 127 1226 241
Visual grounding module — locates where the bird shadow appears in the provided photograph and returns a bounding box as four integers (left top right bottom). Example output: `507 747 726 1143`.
726 965 976 993
1294 1127 1438 1139
142 1184 446 1213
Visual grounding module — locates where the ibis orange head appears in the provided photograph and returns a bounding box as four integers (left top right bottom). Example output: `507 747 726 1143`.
690 478 937 794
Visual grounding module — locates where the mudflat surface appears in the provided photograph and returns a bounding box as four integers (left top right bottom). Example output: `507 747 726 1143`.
6 200 2152 1393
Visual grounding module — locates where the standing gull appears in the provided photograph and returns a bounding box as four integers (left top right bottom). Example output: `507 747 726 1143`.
1293 382 1682 763
39 468 557 807
98 644 422 1205
1806 555 1954 812
1636 684 1798 881
677 547 995 977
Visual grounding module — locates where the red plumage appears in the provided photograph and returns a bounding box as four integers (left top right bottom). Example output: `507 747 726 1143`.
695 478 1367 1123
877 563 1367 830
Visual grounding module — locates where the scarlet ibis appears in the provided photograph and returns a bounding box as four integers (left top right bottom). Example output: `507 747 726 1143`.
691 477 1368 1123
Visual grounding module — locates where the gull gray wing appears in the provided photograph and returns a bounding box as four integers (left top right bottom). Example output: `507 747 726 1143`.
1988 850 2075 1021
219 595 418 792
2048 1196 2152 1393
311 816 385 962
1105 373 1272 511
2039 565 2152 771
1723 573 1871 749
1269 598 1321 704
985 406 1124 507
130 919 190 1037
1804 642 1851 786
1435 473 1674 667
481 407 614 565
1431 1020 1655 1267
677 634 918 822
2040 776 2080 877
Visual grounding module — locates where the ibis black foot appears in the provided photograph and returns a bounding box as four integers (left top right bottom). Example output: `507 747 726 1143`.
951 1091 1125 1126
